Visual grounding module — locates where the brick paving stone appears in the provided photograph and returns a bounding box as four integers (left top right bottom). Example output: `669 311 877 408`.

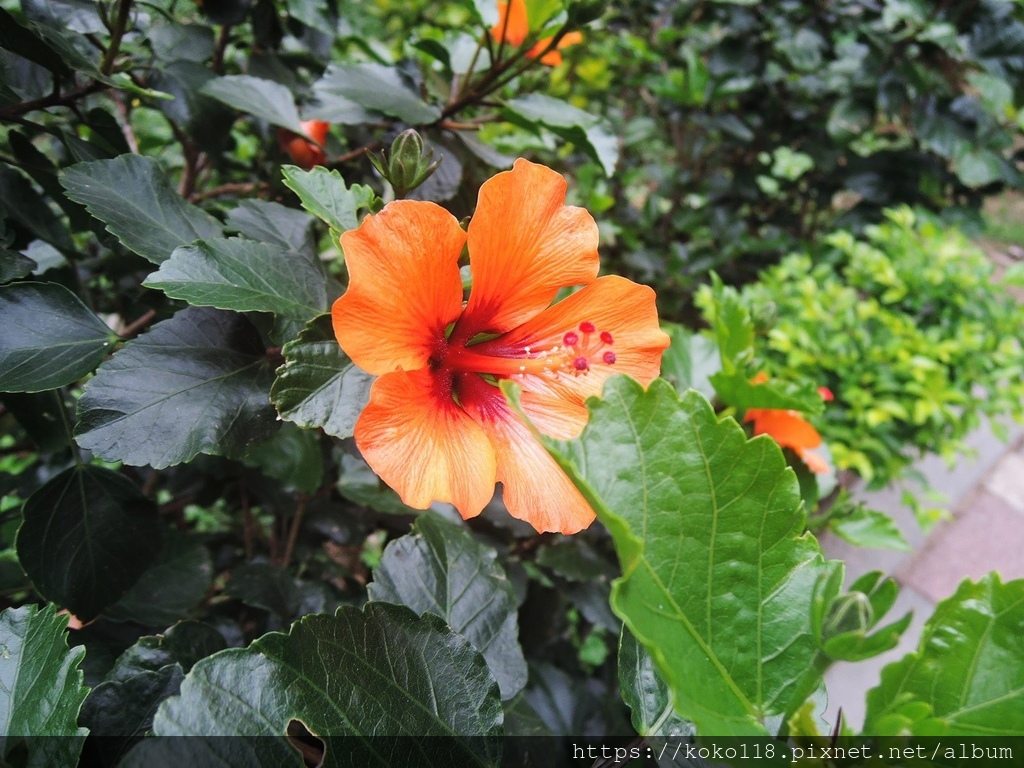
984 449 1024 513
897 490 1024 603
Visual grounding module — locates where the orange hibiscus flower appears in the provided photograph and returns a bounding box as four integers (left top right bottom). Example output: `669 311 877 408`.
332 159 669 533
490 0 583 67
744 375 831 474
278 120 329 169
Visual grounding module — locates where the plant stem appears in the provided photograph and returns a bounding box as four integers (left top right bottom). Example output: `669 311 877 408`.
100 0 133 76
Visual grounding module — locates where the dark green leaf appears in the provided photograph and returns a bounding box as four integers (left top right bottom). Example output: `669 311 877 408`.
552 379 828 735
0 7 69 75
271 314 373 439
310 63 441 124
504 94 618 175
145 238 328 322
201 75 304 133
60 155 222 264
0 604 88 767
147 23 216 63
17 465 160 621
108 622 227 682
79 665 184 766
226 199 316 253
8 131 93 231
0 250 36 283
281 164 378 234
121 604 503 767
369 514 527 700
535 537 616 583
0 281 113 393
0 390 70 452
618 628 693 737
863 574 1024 735
336 453 418 515
224 562 302 620
0 166 74 251
243 421 324 493
76 308 277 468
106 534 214 627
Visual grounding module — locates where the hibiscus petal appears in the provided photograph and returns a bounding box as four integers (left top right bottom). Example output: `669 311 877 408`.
491 0 529 47
798 448 829 475
478 275 670 439
333 201 466 375
459 375 595 534
459 159 599 336
355 369 496 518
745 408 822 450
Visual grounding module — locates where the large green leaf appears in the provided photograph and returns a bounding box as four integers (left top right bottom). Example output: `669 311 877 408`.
0 281 114 392
270 314 373 438
311 63 441 124
201 75 305 133
75 307 277 469
551 378 828 735
503 94 618 175
16 465 161 621
281 165 377 235
60 155 222 264
863 574 1024 735
120 603 503 767
0 604 88 767
368 514 527 700
144 238 328 322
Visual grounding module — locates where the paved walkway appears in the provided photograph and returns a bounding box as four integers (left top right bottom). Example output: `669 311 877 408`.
821 419 1024 730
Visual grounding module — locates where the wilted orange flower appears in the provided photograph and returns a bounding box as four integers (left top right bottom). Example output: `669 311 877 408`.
332 159 669 533
278 120 329 169
745 374 830 474
490 0 583 66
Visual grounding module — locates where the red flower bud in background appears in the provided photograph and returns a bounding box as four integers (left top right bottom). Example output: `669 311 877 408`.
278 120 329 169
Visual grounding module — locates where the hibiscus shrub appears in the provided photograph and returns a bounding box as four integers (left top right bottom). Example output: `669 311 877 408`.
2 0 1024 762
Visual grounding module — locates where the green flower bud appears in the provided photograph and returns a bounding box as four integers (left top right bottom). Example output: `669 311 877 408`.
370 129 443 198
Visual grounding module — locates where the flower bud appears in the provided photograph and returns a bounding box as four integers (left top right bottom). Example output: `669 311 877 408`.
279 120 330 169
369 129 443 198
823 591 873 639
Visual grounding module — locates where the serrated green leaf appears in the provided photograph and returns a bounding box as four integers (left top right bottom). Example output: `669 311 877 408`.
0 281 114 392
0 604 88 767
864 574 1024 735
311 63 441 125
120 603 503 767
144 238 328 322
503 94 618 175
60 155 222 264
16 465 161 621
552 378 828 735
368 514 527 700
271 314 373 438
201 75 305 133
75 307 277 469
281 164 377 234
105 534 214 627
